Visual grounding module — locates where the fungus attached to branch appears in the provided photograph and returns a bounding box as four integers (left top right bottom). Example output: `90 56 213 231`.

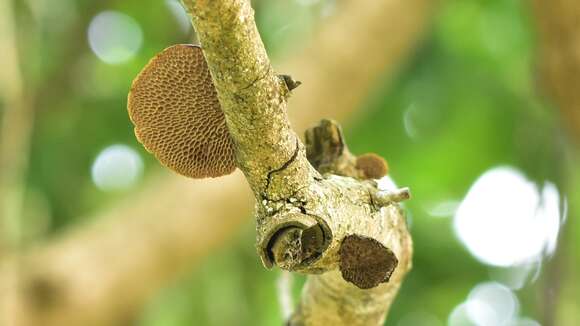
339 234 398 289
305 120 391 180
356 153 389 179
127 44 236 178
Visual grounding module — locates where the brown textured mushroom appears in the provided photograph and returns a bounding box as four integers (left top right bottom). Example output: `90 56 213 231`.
127 44 236 178
355 153 389 179
339 234 398 289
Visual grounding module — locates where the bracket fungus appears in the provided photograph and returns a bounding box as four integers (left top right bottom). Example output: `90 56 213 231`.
339 234 398 289
127 44 303 179
127 44 236 178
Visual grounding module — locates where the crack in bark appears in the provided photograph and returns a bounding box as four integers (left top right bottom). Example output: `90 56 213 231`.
367 190 377 212
240 66 271 91
263 137 300 195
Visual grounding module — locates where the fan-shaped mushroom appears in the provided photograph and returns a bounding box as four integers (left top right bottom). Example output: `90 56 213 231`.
127 44 236 178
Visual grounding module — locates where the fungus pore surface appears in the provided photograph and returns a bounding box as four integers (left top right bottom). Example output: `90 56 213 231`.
127 44 236 178
339 234 398 289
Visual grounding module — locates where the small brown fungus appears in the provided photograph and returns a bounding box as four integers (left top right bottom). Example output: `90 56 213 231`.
127 44 236 178
355 153 389 179
339 234 398 289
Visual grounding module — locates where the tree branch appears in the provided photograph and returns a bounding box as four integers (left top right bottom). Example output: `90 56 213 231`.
182 2 413 324
183 0 313 196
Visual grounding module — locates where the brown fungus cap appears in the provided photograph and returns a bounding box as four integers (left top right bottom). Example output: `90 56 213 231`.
339 234 398 289
127 44 236 178
356 153 389 179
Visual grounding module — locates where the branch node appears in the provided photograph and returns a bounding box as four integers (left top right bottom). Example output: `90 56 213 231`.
305 119 390 180
279 74 302 91
373 188 411 207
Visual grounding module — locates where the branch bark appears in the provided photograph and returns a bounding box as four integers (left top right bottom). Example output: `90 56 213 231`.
183 1 413 325
0 0 434 325
182 0 314 196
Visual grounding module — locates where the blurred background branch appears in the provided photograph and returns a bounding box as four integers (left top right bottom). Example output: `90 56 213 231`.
532 0 580 324
533 0 580 144
0 0 35 255
0 1 35 324
282 0 435 132
0 0 435 325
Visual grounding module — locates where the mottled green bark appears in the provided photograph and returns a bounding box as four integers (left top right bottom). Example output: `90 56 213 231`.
182 0 314 198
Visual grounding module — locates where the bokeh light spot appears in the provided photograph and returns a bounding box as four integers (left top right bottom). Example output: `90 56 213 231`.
165 0 191 34
448 303 477 326
508 317 542 326
488 262 538 290
453 166 562 267
403 103 420 140
91 144 143 191
426 199 460 218
377 175 398 191
466 282 519 326
88 11 143 64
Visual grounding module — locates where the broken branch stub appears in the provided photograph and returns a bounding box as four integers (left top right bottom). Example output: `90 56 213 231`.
258 167 412 286
127 44 236 178
258 120 411 290
305 119 389 180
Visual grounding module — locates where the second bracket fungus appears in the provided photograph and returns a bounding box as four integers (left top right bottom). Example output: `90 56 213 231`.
339 234 398 289
127 44 236 178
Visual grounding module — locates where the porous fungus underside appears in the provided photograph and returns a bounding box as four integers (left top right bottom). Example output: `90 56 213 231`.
128 44 236 178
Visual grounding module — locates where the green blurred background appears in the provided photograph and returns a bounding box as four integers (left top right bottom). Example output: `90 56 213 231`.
1 0 578 325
